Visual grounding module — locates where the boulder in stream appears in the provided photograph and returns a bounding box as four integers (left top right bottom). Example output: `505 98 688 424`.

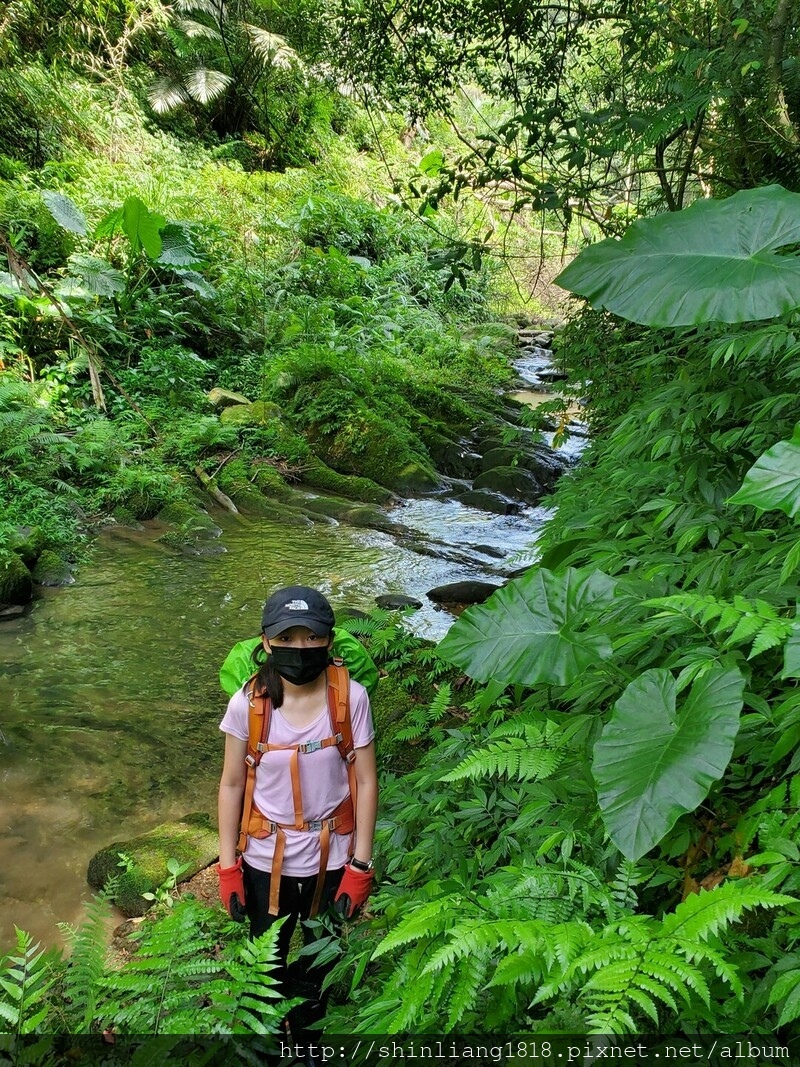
455 489 521 515
375 594 423 610
0 549 32 607
472 465 546 505
31 550 74 587
87 812 219 917
481 445 568 488
427 581 502 605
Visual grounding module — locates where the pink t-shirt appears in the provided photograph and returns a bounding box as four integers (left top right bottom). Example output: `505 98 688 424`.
220 679 374 876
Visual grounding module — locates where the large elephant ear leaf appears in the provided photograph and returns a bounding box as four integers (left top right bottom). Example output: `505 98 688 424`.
122 196 165 259
728 424 800 519
593 666 745 860
556 185 800 327
437 567 617 686
41 190 88 236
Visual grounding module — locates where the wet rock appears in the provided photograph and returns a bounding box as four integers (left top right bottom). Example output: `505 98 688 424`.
0 550 33 607
426 436 483 479
338 607 369 620
427 581 502 605
471 544 507 559
455 489 521 515
0 604 26 619
87 812 219 918
375 594 423 610
207 387 251 408
481 444 568 489
31 550 73 587
472 465 546 505
537 369 568 383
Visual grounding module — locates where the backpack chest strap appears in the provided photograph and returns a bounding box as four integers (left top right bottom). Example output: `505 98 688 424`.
256 733 343 755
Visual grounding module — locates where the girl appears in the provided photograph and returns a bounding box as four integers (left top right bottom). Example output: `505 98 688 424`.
216 585 378 1037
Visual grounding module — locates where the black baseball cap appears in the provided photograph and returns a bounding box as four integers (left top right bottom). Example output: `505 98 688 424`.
261 586 335 638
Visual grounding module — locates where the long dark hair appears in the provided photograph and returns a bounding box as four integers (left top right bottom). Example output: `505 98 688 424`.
251 642 284 707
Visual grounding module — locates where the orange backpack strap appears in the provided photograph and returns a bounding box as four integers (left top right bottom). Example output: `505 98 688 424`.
237 677 271 854
328 663 358 847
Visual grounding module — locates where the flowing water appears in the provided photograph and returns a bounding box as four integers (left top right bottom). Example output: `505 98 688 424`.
0 496 556 949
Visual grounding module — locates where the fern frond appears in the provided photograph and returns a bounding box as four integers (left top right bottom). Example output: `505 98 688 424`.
58 884 118 1033
446 952 488 1028
371 896 460 958
0 928 59 1034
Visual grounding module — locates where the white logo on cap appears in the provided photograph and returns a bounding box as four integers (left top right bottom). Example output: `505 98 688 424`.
285 599 310 611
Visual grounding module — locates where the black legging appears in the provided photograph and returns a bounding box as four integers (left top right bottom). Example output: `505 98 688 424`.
242 859 343 1037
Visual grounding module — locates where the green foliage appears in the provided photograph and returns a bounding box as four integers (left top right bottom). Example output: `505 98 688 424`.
0 929 59 1034
556 187 800 327
100 898 285 1034
1 894 290 1038
729 422 800 518
593 666 745 861
437 567 618 686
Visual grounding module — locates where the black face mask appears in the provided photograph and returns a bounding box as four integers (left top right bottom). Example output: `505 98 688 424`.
268 644 329 686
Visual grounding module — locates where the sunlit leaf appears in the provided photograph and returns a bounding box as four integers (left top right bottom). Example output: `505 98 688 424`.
593 666 744 860
419 149 444 176
556 185 800 326
148 77 191 114
175 269 216 299
122 197 164 259
185 67 233 104
158 223 203 267
63 255 125 297
41 191 88 236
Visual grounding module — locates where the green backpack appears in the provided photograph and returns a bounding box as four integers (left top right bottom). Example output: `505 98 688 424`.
219 628 379 698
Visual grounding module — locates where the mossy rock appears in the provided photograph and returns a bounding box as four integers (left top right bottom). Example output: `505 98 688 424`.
111 506 144 528
250 401 282 425
3 525 46 566
156 502 222 547
215 467 317 525
0 550 32 607
219 403 256 427
207 387 251 408
481 445 567 488
302 458 393 504
31 550 73 587
472 465 545 505
86 812 219 917
249 463 296 501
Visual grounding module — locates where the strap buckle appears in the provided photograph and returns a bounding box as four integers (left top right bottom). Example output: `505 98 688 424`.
301 739 324 753
307 820 323 832
245 754 256 767
345 750 357 764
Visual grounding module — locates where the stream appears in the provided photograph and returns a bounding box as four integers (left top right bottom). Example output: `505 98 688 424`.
0 344 585 950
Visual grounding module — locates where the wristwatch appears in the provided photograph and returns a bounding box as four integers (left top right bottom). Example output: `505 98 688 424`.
350 856 374 872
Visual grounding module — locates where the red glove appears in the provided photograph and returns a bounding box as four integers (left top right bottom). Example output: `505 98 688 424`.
217 856 247 922
334 863 374 919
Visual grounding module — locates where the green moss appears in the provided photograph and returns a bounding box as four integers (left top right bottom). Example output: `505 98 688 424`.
86 812 219 917
249 463 295 500
302 457 393 503
3 525 46 565
31 549 72 586
0 549 32 606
